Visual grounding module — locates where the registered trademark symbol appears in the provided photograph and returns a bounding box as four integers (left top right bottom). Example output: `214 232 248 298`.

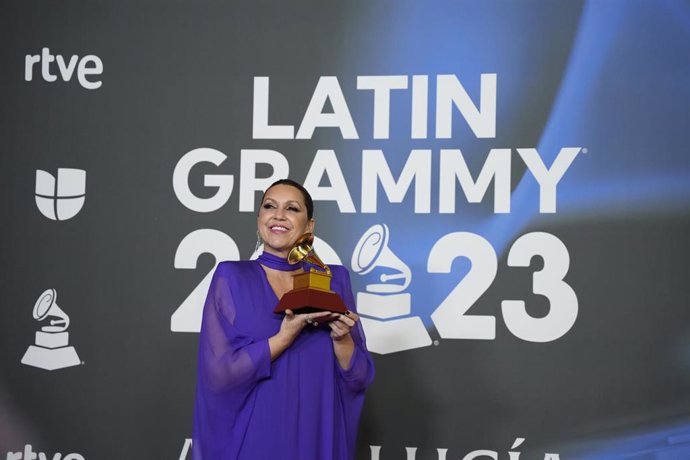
433 340 440 346
582 148 589 154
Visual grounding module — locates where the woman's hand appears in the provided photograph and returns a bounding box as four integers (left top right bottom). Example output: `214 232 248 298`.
329 311 359 369
269 309 330 360
328 311 359 342
281 309 331 339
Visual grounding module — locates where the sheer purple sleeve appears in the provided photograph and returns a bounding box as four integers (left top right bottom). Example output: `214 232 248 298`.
332 266 375 392
192 262 271 459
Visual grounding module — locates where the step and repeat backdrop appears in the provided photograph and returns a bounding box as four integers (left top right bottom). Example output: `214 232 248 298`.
2 1 690 459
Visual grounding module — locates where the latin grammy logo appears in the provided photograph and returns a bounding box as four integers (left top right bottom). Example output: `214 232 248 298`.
351 224 431 354
21 289 81 371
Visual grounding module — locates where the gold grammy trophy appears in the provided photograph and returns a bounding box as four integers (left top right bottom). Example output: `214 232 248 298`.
273 233 348 322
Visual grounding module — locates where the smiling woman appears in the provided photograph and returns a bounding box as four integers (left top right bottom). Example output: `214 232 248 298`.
257 180 315 259
192 179 375 460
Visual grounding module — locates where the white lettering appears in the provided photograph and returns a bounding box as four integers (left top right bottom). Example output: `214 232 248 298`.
509 437 525 460
357 75 408 139
369 444 558 460
411 75 429 139
436 73 496 139
239 149 289 212
369 446 448 460
428 232 498 340
252 77 294 139
296 76 358 139
502 232 578 342
173 148 234 213
24 47 102 89
24 54 40 81
41 47 57 82
6 446 83 460
361 149 431 213
439 148 511 213
463 450 498 460
77 55 103 90
171 230 240 332
56 55 78 81
170 144 577 216
518 147 581 213
252 73 499 139
179 439 192 460
303 150 356 212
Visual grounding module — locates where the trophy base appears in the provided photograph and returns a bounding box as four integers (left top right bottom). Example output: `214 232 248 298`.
21 345 81 370
35 331 70 348
274 287 348 322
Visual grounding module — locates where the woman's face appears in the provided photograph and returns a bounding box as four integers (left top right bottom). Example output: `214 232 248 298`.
257 184 314 257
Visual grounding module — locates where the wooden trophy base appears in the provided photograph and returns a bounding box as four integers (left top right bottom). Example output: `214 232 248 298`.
273 270 348 323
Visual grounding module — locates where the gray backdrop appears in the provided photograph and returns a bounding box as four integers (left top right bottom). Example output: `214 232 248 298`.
2 1 690 459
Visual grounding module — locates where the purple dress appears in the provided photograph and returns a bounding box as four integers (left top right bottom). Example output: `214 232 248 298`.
192 258 374 460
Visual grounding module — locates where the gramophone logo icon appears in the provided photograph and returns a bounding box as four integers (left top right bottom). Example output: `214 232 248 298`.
351 224 431 354
21 289 81 370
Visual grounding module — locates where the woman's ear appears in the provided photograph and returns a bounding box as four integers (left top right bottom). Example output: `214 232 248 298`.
307 219 315 234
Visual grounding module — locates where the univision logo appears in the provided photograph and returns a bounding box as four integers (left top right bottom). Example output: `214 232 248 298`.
35 168 86 221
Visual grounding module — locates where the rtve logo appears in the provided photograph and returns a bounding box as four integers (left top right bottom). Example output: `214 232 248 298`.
25 47 103 90
35 168 86 221
6 445 84 460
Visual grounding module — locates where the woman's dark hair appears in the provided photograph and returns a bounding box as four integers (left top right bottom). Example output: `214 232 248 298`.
261 179 314 219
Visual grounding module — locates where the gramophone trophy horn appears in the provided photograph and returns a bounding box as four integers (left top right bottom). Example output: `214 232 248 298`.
287 233 331 275
274 233 348 320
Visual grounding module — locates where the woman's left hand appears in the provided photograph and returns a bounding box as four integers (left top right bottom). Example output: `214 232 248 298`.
328 311 359 342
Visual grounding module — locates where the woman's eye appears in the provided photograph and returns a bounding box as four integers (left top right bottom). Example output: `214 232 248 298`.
287 206 299 212
262 203 275 209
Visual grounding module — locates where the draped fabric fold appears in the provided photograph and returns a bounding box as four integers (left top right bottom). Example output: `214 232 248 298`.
192 258 374 460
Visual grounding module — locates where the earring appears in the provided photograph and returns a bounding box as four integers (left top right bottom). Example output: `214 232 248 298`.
254 231 263 254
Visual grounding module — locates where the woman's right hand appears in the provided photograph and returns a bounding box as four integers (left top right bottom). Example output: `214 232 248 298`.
269 309 331 360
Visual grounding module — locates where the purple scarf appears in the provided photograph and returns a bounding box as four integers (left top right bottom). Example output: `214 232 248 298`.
256 252 301 271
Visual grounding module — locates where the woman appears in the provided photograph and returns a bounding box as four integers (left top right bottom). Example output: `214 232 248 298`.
192 179 375 460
